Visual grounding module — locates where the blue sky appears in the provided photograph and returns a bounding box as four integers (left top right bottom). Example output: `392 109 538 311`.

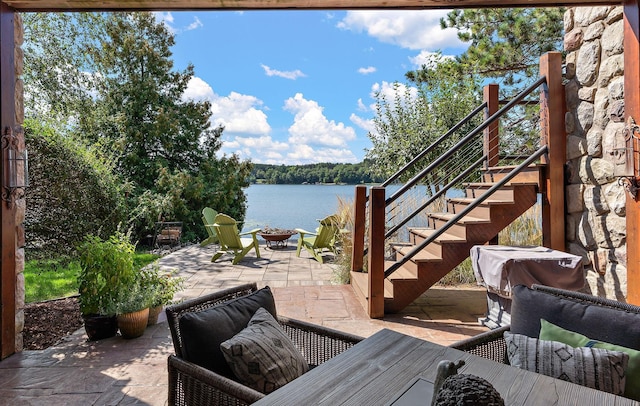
156 11 468 165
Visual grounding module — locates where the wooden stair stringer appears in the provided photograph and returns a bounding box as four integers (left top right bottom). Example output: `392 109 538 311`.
384 183 538 313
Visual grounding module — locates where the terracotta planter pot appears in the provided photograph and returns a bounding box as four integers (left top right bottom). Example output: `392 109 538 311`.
117 308 149 339
147 305 163 326
83 314 118 341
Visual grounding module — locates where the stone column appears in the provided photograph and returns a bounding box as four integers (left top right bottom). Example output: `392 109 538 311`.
14 12 25 351
564 6 627 300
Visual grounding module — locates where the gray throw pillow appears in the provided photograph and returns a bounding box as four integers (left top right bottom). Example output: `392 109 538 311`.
178 286 277 378
220 307 309 394
504 331 629 396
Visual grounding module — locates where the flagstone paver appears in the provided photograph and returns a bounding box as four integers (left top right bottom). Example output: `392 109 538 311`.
0 243 489 405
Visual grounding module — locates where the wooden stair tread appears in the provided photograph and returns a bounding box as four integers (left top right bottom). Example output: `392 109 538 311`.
485 163 543 171
447 197 514 205
386 265 417 281
464 182 516 189
408 228 467 243
394 246 441 262
428 213 491 224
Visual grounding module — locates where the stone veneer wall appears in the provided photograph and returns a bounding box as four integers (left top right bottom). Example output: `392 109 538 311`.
564 6 627 300
14 12 25 351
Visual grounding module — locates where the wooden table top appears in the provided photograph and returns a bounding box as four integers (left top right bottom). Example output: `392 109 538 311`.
254 328 637 406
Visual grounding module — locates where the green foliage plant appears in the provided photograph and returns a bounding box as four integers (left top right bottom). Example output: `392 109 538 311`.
103 281 154 316
332 196 355 285
138 263 185 308
77 232 137 316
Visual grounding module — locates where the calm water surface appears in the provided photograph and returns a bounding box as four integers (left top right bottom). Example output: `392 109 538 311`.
241 184 358 234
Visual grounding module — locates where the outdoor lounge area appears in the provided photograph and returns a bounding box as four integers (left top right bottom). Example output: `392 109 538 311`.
0 243 490 405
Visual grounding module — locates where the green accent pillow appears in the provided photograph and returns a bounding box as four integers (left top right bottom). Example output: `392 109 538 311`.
540 318 640 401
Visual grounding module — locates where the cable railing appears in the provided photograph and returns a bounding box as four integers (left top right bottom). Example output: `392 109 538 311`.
384 145 548 278
365 76 548 271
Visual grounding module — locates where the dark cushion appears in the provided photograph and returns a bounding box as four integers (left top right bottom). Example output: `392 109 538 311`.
178 286 277 378
510 285 640 351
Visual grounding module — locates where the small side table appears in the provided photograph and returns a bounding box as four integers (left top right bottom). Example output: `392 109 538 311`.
471 245 584 329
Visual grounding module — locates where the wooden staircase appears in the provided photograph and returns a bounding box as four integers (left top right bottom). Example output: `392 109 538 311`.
350 165 542 314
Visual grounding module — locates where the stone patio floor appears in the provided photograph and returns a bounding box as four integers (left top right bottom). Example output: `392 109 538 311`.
0 243 490 405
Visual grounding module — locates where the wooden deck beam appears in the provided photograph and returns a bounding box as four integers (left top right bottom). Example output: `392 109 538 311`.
624 0 640 305
0 0 620 11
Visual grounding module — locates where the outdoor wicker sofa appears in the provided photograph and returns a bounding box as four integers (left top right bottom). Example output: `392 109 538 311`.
450 284 640 401
165 283 364 406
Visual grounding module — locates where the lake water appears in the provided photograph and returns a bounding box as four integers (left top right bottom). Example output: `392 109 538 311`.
241 184 359 234
241 184 461 236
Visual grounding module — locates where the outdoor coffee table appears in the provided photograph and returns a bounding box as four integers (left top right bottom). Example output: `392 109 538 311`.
253 329 636 405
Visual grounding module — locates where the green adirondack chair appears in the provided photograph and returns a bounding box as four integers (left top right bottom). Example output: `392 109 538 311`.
295 215 341 264
200 207 219 247
211 213 261 265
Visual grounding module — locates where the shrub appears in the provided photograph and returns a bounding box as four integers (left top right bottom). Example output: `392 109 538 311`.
24 119 128 259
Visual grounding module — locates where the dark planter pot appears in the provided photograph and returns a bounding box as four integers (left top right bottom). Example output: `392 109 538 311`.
82 314 118 341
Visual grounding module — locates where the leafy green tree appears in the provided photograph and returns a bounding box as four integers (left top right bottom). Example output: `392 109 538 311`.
85 13 215 190
22 12 106 129
366 57 482 182
23 12 253 243
440 8 564 87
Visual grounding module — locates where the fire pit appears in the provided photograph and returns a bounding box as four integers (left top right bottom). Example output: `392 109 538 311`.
259 227 297 249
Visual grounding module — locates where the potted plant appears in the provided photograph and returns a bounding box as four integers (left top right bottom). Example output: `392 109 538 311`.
77 232 137 341
106 279 154 339
139 263 185 325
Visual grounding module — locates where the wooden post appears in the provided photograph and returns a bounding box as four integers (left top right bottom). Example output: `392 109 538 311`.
0 3 17 359
484 83 500 245
350 185 367 272
539 52 565 252
484 84 500 168
624 0 640 305
367 187 385 318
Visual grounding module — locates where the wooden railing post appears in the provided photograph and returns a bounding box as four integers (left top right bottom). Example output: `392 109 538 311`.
484 83 500 168
539 51 565 252
350 185 367 272
367 187 385 318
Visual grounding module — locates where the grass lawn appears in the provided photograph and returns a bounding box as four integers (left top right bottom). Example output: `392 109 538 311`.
24 252 161 303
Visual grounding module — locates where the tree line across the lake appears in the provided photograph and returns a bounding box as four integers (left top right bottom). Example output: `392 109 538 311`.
249 161 386 185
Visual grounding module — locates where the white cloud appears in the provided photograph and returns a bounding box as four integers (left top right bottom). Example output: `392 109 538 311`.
183 76 270 136
357 98 368 112
337 10 463 51
358 66 377 75
350 113 375 133
184 78 360 165
261 64 306 80
409 50 455 69
186 16 203 31
183 77 214 102
284 93 356 148
370 81 418 105
287 144 358 164
153 12 202 34
211 92 270 135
